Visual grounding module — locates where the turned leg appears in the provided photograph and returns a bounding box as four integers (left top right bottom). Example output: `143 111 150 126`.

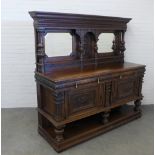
101 111 110 124
54 125 65 142
134 99 141 112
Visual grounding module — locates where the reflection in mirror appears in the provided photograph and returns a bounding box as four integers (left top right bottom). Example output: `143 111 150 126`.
45 33 72 57
97 33 114 53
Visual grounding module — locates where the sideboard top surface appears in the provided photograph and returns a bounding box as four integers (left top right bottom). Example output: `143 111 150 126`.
37 62 145 83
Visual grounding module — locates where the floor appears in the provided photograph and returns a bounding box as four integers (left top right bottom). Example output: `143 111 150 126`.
2 105 154 155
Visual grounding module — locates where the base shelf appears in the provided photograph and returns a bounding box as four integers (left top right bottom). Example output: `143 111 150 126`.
38 105 141 152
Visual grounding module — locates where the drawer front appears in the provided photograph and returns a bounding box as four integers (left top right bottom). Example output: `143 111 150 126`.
119 71 135 79
66 85 99 117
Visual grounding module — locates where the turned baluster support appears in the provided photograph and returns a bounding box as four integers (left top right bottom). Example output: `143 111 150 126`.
134 99 142 112
101 111 110 124
54 125 65 142
120 31 126 55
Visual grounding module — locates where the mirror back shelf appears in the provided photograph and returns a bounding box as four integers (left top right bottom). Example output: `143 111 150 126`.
29 11 131 73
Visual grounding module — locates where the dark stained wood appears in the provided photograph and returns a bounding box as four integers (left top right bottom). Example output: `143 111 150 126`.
29 11 131 30
29 11 145 152
29 11 132 73
36 62 145 82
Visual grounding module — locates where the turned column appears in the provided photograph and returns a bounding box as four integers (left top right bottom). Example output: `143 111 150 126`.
101 111 110 124
35 29 46 73
134 99 142 112
120 31 126 54
54 125 65 142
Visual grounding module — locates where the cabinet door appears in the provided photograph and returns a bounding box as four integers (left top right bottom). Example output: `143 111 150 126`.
66 85 99 117
117 78 136 99
111 73 138 105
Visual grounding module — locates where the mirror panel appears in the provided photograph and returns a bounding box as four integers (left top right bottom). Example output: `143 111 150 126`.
97 33 114 53
45 33 72 57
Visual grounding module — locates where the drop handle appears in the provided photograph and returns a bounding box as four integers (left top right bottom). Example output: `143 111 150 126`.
98 78 100 84
119 75 122 79
75 82 78 88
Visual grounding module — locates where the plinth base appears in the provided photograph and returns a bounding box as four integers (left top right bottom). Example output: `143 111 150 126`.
38 105 141 152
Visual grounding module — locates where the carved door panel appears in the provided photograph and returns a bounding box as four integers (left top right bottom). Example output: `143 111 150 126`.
111 74 138 105
66 85 99 117
117 78 135 99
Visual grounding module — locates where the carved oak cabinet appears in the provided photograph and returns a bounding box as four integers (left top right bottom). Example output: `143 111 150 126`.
29 11 145 152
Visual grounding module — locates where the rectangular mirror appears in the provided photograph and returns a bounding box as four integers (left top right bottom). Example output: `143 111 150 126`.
45 33 72 57
97 33 114 53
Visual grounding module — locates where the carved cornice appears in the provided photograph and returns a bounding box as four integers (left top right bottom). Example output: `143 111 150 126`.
29 11 131 30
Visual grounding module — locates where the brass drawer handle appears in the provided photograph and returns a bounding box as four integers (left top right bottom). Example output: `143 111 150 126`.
98 78 100 84
75 82 78 88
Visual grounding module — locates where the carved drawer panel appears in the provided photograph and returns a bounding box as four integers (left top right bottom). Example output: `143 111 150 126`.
66 85 99 117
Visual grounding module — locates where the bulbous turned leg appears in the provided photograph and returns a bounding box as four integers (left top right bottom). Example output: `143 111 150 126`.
101 111 110 124
54 125 65 142
134 99 142 112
